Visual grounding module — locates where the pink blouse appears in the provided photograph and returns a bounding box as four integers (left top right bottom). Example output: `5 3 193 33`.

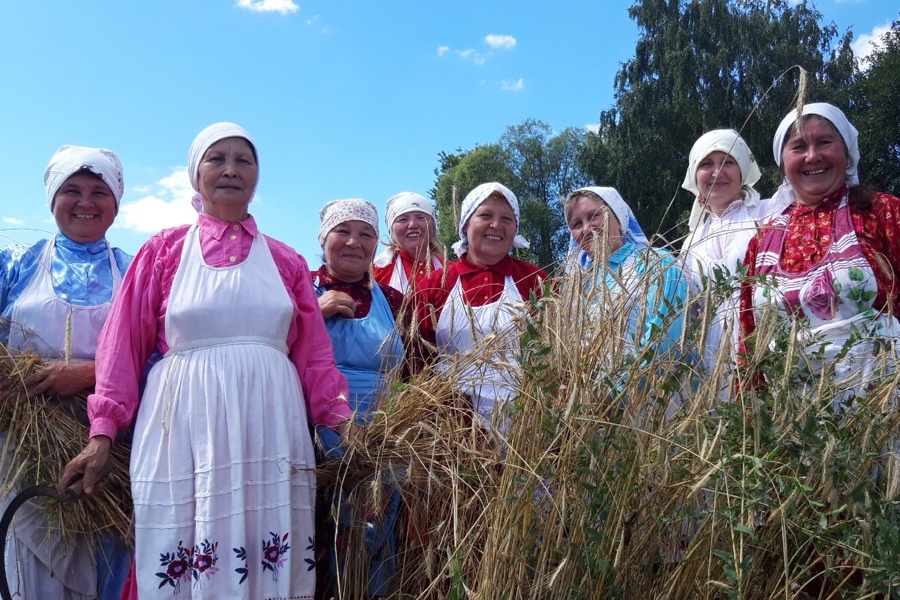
87 213 351 441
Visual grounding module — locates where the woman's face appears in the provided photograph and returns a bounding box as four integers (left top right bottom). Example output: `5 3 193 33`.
391 210 435 260
198 137 258 220
566 194 623 255
323 220 378 282
52 173 117 243
781 116 848 206
696 151 743 214
464 194 517 266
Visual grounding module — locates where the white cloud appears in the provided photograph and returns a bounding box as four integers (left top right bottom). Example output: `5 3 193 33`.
115 168 198 234
501 78 524 92
585 124 600 134
306 14 318 25
484 34 516 50
853 22 892 70
2 217 24 225
236 0 299 15
437 45 449 57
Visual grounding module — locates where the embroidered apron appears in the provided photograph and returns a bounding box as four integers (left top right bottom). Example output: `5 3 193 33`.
435 275 525 432
753 194 900 410
314 281 403 597
2 236 122 599
131 225 316 599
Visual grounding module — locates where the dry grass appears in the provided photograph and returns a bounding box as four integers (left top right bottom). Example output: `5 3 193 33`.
0 347 133 549
323 254 900 600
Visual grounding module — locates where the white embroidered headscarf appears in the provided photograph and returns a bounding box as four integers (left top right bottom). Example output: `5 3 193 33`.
188 122 257 212
565 186 649 269
374 191 437 268
318 198 380 246
452 182 530 256
773 102 859 185
44 146 125 211
682 129 761 231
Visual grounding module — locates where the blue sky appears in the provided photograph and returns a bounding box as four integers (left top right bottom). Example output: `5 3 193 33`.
1 0 897 263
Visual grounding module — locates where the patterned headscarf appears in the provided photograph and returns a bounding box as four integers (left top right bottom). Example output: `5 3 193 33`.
452 182 530 256
682 129 762 231
772 102 859 185
318 198 380 246
44 145 125 211
564 186 649 269
188 122 258 193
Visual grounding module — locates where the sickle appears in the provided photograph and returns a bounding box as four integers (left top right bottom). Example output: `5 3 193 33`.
0 460 115 600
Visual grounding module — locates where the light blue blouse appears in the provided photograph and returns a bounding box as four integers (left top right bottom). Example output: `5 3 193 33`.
0 233 132 345
587 241 689 359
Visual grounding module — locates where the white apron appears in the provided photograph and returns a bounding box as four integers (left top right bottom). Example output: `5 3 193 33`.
131 225 317 599
3 236 121 599
435 275 525 431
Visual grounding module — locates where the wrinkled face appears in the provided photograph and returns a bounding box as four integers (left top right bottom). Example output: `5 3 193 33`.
323 220 378 282
198 137 258 218
696 151 743 213
391 210 435 260
52 173 117 243
566 194 623 255
464 194 517 266
781 116 849 206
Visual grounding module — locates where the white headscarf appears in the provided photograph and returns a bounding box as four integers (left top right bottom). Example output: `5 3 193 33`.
318 198 380 246
565 186 649 268
451 182 530 256
188 122 258 193
772 102 859 185
374 191 437 268
682 129 762 231
44 145 124 211
384 192 434 232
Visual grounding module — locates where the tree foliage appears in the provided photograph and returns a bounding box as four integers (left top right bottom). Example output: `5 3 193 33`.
849 16 900 195
578 0 855 243
432 119 589 270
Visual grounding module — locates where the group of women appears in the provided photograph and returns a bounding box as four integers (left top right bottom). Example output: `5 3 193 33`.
0 100 894 599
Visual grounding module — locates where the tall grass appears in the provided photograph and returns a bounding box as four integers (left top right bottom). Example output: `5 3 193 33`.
331 255 900 599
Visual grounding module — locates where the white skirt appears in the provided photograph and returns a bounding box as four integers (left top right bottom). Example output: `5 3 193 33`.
131 342 317 600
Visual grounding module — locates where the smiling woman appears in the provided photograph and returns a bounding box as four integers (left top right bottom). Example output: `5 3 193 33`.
312 198 407 598
416 182 547 432
373 191 444 293
0 145 133 599
740 103 900 406
678 129 789 372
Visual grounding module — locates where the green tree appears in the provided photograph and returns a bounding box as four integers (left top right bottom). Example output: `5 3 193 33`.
432 120 588 270
849 16 900 194
579 0 854 244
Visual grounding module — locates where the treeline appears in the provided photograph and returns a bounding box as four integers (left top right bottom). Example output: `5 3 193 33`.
432 0 900 271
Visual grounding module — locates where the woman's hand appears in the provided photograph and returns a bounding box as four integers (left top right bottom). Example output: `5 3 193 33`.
318 290 357 319
57 435 111 497
25 361 95 399
335 418 361 447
